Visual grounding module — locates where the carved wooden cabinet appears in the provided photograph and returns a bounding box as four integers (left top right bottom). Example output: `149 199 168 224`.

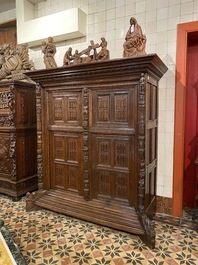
0 81 37 199
26 54 167 248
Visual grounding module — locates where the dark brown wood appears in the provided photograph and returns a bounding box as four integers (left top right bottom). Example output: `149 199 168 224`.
25 54 167 248
0 80 38 199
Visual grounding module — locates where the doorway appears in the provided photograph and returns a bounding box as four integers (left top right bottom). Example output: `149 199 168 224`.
173 21 198 216
183 31 198 208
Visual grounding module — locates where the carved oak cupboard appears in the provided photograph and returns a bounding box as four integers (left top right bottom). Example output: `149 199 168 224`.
0 81 37 199
26 54 167 248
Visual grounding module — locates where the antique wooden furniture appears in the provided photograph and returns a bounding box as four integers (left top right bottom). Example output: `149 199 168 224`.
26 54 167 248
0 80 37 199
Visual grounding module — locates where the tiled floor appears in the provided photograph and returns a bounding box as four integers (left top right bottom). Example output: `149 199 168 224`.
0 194 198 265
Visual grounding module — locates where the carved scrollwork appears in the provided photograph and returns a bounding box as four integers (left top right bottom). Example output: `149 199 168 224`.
138 212 156 248
0 86 15 127
9 134 17 181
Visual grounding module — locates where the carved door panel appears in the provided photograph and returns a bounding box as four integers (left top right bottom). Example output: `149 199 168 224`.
90 88 138 206
50 133 83 194
91 135 135 205
48 91 84 195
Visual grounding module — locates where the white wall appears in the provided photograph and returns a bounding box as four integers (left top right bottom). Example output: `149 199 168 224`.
2 0 198 199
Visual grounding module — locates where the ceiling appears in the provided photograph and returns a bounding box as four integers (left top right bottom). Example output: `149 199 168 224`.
0 0 46 13
0 0 15 13
0 0 47 29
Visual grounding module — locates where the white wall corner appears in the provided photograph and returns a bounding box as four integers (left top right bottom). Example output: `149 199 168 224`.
16 0 87 47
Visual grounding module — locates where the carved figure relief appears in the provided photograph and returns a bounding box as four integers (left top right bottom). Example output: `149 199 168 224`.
123 17 146 57
62 38 110 66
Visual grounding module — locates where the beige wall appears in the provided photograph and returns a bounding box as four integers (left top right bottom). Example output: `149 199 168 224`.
2 0 198 199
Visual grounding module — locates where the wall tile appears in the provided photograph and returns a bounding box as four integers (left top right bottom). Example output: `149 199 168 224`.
146 0 157 10
168 4 180 18
146 10 157 22
157 7 168 20
106 8 115 20
157 19 168 31
157 0 168 8
136 1 146 13
181 1 194 15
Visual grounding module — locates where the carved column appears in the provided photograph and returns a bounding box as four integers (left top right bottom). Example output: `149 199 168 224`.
137 73 155 249
83 87 90 200
36 83 43 189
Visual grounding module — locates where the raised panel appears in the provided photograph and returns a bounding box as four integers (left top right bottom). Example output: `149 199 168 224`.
16 136 27 178
16 132 37 180
114 94 128 122
54 136 65 160
98 170 111 197
68 138 78 162
98 140 111 165
68 165 79 191
54 98 63 121
92 134 133 204
0 134 12 177
114 172 129 199
54 163 65 189
15 90 28 125
115 141 129 168
97 95 110 122
51 133 83 194
49 92 82 126
68 97 78 121
92 89 134 128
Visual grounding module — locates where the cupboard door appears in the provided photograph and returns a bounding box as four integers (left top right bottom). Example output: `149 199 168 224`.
47 90 84 195
90 88 138 206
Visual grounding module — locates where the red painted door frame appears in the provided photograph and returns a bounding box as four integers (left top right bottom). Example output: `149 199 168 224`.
173 21 198 216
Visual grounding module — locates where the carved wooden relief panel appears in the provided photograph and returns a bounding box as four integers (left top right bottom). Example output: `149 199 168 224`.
50 133 83 193
91 135 133 203
49 92 81 125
